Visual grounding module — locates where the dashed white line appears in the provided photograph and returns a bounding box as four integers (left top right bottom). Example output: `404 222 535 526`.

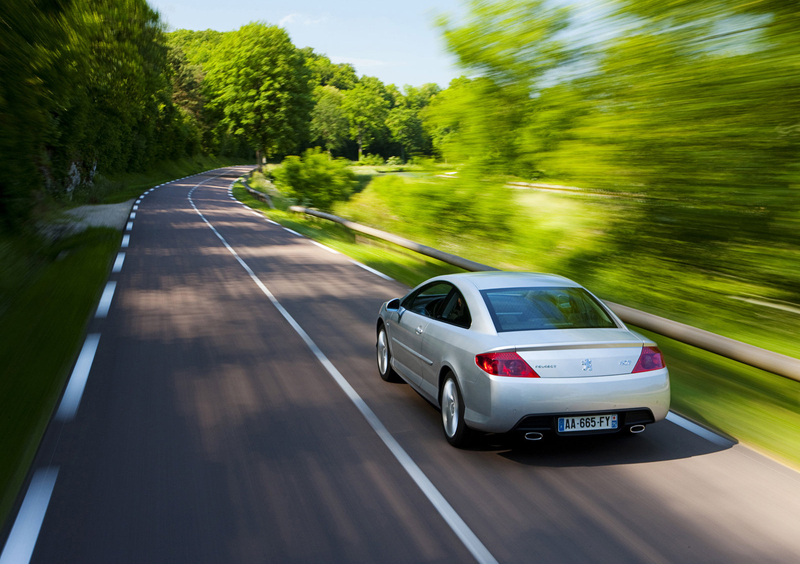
283 227 302 237
125 222 133 231
666 412 734 447
121 234 130 248
55 333 101 421
0 467 59 564
129 212 136 220
187 182 498 564
135 199 141 204
112 252 125 273
132 205 138 211
95 282 117 319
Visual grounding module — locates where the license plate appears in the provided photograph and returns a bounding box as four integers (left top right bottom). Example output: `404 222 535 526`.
558 414 618 433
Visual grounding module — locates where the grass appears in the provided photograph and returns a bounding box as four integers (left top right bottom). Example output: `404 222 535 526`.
236 172 800 470
0 227 120 529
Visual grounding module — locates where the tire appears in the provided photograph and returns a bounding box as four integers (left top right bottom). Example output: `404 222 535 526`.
377 325 401 382
440 373 472 448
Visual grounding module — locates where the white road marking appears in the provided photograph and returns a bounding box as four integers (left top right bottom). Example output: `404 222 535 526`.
112 252 125 273
666 412 734 447
350 260 394 281
283 227 302 237
129 212 136 220
125 222 133 231
95 282 117 318
264 218 278 225
0 467 59 564
121 235 130 248
188 181 497 564
135 199 141 204
132 205 138 211
311 241 340 255
55 334 101 421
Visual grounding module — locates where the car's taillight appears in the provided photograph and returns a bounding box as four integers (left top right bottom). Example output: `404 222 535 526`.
475 352 540 378
632 346 665 373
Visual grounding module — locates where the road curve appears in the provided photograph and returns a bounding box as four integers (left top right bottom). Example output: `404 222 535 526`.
5 167 800 563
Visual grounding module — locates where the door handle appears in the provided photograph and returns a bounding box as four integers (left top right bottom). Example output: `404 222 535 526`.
415 326 424 335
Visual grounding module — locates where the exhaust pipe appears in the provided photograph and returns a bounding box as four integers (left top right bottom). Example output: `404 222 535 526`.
629 424 646 434
524 432 543 441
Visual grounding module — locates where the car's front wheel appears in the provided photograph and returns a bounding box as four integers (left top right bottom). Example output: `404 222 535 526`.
377 325 400 382
441 374 471 448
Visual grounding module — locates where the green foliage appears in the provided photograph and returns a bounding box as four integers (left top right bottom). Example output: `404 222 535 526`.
273 148 355 211
358 153 385 166
310 86 349 154
205 23 312 161
341 79 390 159
301 48 358 91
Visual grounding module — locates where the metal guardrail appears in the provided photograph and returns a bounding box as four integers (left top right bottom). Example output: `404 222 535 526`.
288 205 800 383
243 179 275 209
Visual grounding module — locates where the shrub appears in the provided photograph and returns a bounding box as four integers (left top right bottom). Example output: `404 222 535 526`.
386 156 403 166
273 148 355 211
359 153 385 166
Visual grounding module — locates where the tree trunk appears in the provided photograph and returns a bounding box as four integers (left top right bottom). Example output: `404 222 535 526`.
256 149 262 172
358 131 363 161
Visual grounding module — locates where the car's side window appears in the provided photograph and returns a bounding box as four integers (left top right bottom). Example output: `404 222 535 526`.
402 282 453 318
437 289 472 329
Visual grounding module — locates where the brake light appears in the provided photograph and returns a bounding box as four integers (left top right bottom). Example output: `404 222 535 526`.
475 352 540 378
632 346 665 373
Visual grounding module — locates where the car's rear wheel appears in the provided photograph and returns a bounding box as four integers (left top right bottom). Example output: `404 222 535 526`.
377 325 400 382
441 374 471 448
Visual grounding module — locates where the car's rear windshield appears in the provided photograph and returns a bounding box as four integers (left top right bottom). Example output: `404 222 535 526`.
481 287 618 332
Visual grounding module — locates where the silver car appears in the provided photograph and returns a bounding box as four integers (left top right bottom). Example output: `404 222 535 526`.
376 272 670 447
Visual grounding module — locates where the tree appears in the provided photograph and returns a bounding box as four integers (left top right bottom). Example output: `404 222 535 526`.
205 23 311 168
386 107 424 161
341 79 389 160
310 86 349 155
301 49 358 91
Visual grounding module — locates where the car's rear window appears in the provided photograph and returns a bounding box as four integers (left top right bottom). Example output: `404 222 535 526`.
481 287 618 332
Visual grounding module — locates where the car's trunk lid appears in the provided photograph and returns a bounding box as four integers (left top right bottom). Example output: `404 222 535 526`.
501 328 645 378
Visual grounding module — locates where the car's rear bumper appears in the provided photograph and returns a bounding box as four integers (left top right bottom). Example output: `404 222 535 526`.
464 368 670 433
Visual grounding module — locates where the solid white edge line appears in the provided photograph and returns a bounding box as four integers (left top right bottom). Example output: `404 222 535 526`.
95 281 117 318
187 184 497 564
311 241 340 255
112 252 125 273
283 227 302 237
350 260 394 281
666 412 733 447
125 222 133 231
55 334 101 421
121 234 130 248
0 467 59 564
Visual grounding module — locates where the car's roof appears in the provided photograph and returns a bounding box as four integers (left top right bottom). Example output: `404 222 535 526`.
438 271 581 291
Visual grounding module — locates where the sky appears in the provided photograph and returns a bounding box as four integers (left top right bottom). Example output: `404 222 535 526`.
148 0 467 88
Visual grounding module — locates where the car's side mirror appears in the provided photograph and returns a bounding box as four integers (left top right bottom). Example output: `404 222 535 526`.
386 298 401 311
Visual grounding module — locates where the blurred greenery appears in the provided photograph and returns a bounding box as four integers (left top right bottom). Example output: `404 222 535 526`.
273 149 355 212
0 227 119 530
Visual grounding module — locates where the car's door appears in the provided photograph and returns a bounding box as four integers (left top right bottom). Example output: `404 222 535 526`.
390 282 453 387
420 288 473 401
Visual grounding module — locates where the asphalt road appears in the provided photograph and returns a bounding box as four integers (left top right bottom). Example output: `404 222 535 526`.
5 167 800 563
